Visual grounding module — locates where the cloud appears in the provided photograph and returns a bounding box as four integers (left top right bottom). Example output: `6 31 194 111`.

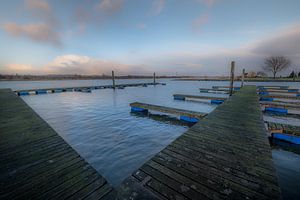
95 0 123 13
251 25 300 56
3 22 62 47
5 63 34 73
73 0 124 33
43 54 148 75
192 14 209 33
136 24 300 76
2 0 61 47
1 54 149 75
25 0 50 12
151 0 165 16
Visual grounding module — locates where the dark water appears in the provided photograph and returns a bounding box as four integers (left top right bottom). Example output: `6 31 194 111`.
1 79 300 198
271 139 300 200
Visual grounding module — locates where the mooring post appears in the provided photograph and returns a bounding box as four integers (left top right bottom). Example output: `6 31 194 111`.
229 61 235 96
153 72 156 85
112 70 116 89
241 68 245 87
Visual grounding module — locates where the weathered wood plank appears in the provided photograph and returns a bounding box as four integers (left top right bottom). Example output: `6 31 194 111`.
0 89 112 199
130 102 207 119
116 86 281 200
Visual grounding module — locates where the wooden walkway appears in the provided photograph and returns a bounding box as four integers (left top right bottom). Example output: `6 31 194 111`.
0 86 281 200
0 89 112 199
108 86 281 199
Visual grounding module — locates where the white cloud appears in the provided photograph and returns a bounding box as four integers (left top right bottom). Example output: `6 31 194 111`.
2 0 61 47
3 23 62 47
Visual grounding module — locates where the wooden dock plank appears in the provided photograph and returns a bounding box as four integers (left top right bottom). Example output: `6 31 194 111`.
115 86 281 200
173 94 227 100
130 102 207 119
0 89 112 200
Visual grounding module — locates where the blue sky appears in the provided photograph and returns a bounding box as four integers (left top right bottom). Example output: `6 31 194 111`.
0 0 300 76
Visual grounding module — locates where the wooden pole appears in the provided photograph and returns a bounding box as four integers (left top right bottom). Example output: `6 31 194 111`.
153 72 156 85
229 61 235 96
112 70 115 88
241 68 245 87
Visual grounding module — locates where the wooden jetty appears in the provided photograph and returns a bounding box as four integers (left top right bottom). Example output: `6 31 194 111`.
257 86 289 89
199 88 230 94
259 94 300 100
173 94 226 104
110 86 281 199
174 94 227 101
1 86 281 199
258 88 299 94
212 86 241 90
14 82 163 96
266 121 300 135
130 102 207 123
266 122 300 144
0 89 112 199
260 101 300 109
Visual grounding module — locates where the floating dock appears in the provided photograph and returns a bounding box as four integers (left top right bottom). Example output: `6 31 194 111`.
173 94 226 104
110 86 281 199
130 102 207 123
259 94 300 100
14 82 163 96
0 89 112 199
1 86 281 199
257 86 289 89
266 122 300 144
199 88 230 94
258 88 299 94
266 121 300 135
260 101 300 109
212 86 241 90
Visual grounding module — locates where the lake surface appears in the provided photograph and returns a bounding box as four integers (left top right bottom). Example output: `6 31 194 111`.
1 79 300 199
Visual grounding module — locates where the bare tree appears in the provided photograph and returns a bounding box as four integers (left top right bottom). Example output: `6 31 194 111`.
263 56 291 79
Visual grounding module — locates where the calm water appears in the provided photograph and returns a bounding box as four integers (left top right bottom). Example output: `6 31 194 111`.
1 79 300 198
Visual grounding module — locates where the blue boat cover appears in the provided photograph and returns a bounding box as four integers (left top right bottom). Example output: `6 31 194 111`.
180 116 199 123
259 92 269 95
174 95 185 100
260 97 273 101
211 99 224 105
131 107 148 113
36 90 47 94
272 133 300 144
265 107 288 114
18 91 29 96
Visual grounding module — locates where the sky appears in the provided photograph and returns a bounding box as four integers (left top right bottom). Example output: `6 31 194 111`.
0 0 300 76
